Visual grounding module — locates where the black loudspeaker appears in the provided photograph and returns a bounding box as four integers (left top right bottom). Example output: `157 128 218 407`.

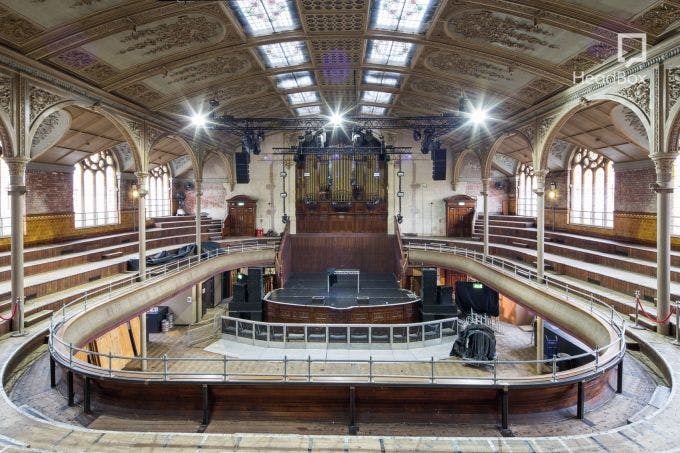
432 147 447 181
421 268 437 306
247 267 263 305
437 285 453 306
235 152 250 184
232 282 247 304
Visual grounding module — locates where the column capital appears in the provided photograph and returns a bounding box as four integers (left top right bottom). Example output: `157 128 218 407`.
3 157 29 177
650 153 678 186
480 178 490 196
194 178 203 196
134 172 148 198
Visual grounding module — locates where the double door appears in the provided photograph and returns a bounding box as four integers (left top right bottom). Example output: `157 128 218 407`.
226 205 256 236
446 206 474 237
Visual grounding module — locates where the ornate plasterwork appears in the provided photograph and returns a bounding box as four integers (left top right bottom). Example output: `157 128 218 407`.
31 110 70 157
115 83 162 105
109 142 134 170
631 2 680 36
53 48 118 82
304 14 363 32
559 54 596 74
28 86 62 122
547 139 572 169
164 54 251 86
0 74 11 117
624 109 647 137
209 79 271 104
517 124 534 145
424 50 512 81
300 0 365 11
493 153 518 174
118 15 223 56
0 13 43 44
537 115 557 142
31 0 106 7
668 67 680 112
145 125 165 151
409 78 462 99
585 42 617 61
123 119 142 144
446 10 556 52
618 79 650 115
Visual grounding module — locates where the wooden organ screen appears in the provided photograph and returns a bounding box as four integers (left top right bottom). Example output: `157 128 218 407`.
296 154 387 233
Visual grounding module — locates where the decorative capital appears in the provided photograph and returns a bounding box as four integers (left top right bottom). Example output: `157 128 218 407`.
3 157 29 177
650 153 678 185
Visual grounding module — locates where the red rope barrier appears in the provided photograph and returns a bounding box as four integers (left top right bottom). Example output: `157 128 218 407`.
0 302 18 321
636 296 675 324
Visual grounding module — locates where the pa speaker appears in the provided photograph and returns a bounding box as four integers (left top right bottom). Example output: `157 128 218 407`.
432 147 447 181
247 267 263 305
235 152 250 184
437 285 453 306
232 282 247 304
421 268 437 306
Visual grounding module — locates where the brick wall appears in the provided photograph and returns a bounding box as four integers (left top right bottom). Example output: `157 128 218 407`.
26 169 73 215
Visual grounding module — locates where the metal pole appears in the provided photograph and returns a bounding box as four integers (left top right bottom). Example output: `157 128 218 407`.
672 301 680 346
577 381 585 419
67 370 74 406
308 355 311 381
84 376 91 414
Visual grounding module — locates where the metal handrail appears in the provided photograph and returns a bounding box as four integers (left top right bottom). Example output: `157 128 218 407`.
49 242 625 386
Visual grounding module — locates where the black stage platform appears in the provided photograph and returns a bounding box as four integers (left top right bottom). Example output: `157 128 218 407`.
266 272 418 308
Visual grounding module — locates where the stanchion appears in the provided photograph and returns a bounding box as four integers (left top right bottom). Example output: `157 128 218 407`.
630 290 646 330
672 301 680 346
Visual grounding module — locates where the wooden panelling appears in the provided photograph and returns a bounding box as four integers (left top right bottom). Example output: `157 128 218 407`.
264 300 420 324
296 202 387 233
289 233 397 273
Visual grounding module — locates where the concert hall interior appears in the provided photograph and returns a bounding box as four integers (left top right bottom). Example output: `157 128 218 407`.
0 0 679 452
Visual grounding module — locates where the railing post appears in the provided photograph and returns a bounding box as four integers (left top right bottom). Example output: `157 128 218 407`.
69 343 73 367
369 356 373 382
493 358 497 384
163 354 168 381
430 356 434 383
223 355 227 381
552 355 557 381
594 347 599 370
283 355 288 381
108 351 113 377
307 355 311 382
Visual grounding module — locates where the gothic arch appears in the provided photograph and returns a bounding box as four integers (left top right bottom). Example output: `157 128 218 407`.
665 96 680 155
451 148 476 189
0 111 13 158
148 132 200 179
29 100 144 171
481 130 533 180
536 93 652 172
204 149 235 191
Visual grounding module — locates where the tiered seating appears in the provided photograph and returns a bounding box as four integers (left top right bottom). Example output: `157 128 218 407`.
420 214 679 331
0 214 227 335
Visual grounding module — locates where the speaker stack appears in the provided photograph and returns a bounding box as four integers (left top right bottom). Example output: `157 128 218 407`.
235 152 250 184
420 268 457 321
432 147 447 181
229 267 263 321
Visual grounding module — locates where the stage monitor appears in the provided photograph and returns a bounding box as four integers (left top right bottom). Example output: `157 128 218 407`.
454 281 499 316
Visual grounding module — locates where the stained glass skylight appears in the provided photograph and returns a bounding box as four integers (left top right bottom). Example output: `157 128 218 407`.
366 40 414 66
363 70 401 87
296 106 321 116
230 0 300 36
258 41 308 68
362 91 393 104
288 91 319 105
370 0 437 34
276 71 315 89
361 106 387 115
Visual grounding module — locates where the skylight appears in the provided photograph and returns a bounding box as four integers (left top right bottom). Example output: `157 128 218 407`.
276 71 314 89
230 0 300 36
296 106 321 116
370 0 436 34
258 41 308 68
362 91 393 104
288 91 319 105
363 70 401 87
361 106 386 115
366 40 414 67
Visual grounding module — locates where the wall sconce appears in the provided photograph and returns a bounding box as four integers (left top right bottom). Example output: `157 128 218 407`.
131 184 139 199
280 191 288 198
547 182 557 200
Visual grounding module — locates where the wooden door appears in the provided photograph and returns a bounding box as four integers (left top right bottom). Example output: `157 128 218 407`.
447 207 473 237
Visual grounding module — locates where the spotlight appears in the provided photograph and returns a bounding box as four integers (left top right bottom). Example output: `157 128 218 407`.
470 108 488 125
413 129 422 141
191 112 207 128
329 112 344 128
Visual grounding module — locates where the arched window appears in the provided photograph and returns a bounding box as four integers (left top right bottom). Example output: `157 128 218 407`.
74 150 119 228
570 149 614 227
673 158 680 236
146 165 171 218
517 163 537 217
0 156 11 237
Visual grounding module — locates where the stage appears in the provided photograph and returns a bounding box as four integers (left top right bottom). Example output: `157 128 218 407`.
264 272 421 324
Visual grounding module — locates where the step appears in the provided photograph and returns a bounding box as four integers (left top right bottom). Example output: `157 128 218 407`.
24 309 53 327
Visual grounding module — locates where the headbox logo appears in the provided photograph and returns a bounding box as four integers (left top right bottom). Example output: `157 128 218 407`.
617 33 647 67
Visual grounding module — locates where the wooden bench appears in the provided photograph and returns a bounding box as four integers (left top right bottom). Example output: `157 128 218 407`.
101 251 124 260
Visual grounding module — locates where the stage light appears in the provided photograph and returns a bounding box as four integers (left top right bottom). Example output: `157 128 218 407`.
329 112 344 127
191 112 207 128
412 129 421 141
470 108 488 125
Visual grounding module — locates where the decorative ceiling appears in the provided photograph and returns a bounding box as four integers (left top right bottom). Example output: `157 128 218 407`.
0 0 677 166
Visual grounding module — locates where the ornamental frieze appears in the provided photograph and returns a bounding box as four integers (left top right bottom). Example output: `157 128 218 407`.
617 79 650 115
28 86 63 123
0 75 12 117
0 13 43 44
118 15 223 56
53 49 118 82
631 3 680 36
424 49 512 81
446 10 556 52
668 67 680 113
115 83 163 106
165 54 252 85
208 79 271 104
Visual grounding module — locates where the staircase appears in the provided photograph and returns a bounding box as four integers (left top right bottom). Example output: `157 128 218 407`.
0 214 228 336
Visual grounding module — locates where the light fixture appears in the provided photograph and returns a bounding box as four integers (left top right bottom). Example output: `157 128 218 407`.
470 107 488 125
191 112 207 128
329 112 344 127
397 170 405 177
412 129 421 141
280 191 288 198
397 191 404 197
131 184 139 199
548 182 557 200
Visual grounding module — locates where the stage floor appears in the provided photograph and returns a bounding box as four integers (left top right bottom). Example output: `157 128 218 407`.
267 272 418 308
